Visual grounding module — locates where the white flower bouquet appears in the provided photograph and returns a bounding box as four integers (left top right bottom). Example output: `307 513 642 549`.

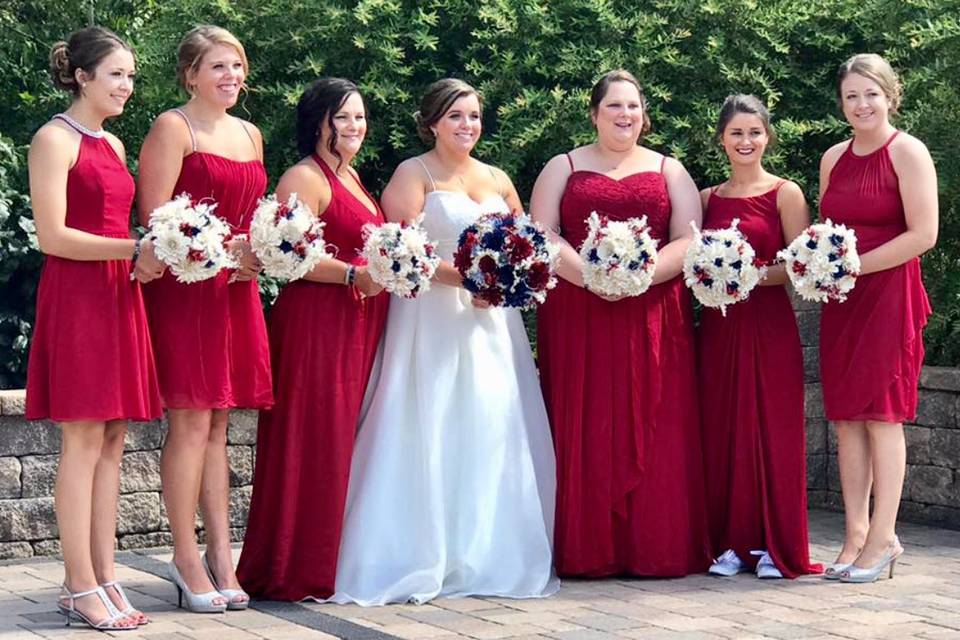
579 211 658 297
777 219 860 302
249 193 328 281
683 219 766 316
361 218 440 298
145 194 235 284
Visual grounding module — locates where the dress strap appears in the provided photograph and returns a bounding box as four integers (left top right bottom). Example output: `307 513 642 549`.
486 164 504 197
882 130 900 148
170 108 198 152
659 154 667 173
236 118 261 160
565 153 575 171
413 156 438 192
51 113 105 138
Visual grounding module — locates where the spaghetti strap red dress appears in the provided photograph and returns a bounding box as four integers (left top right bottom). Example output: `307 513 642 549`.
537 155 711 577
819 132 931 423
237 157 389 600
142 146 273 410
698 185 821 577
26 122 162 422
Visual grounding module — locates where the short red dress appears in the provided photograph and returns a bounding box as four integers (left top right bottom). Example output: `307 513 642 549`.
819 132 931 423
26 119 162 422
698 185 821 578
537 155 712 577
142 113 272 410
237 156 389 600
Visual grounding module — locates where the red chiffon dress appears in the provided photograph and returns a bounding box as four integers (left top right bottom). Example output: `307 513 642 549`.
142 113 272 410
819 132 931 422
237 156 389 600
698 185 821 577
26 118 162 422
537 154 712 577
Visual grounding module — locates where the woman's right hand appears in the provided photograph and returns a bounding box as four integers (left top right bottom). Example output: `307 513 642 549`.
353 266 385 297
133 239 166 283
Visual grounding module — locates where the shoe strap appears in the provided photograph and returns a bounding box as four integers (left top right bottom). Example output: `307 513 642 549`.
100 581 135 613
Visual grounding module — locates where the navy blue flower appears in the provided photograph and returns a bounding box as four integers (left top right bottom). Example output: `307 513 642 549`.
497 264 516 288
279 240 294 253
588 248 600 263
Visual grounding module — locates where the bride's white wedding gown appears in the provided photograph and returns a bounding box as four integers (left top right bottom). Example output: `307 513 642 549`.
329 190 559 605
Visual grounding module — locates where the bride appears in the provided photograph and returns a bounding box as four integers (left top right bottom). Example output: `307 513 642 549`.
330 78 559 605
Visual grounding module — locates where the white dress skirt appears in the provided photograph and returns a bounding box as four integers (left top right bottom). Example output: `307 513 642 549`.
329 191 559 605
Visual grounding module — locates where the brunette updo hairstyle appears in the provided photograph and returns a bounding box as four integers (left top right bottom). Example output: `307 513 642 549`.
589 69 651 138
413 78 481 145
296 77 363 169
176 25 248 95
836 53 902 113
714 94 776 145
49 26 132 96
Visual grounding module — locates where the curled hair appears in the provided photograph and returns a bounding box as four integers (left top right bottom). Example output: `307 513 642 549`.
414 78 481 145
589 69 651 138
296 77 363 170
177 25 248 94
49 26 132 96
715 94 776 145
836 53 902 113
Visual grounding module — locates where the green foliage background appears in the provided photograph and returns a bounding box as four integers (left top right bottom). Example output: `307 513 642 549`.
1 0 958 387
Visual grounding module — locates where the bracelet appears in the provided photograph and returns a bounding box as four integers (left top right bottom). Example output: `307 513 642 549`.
132 238 142 263
344 265 356 286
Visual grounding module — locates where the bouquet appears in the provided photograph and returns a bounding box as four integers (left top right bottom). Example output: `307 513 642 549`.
361 218 440 298
579 211 658 297
453 212 559 309
249 193 328 281
683 219 766 316
777 219 860 302
145 194 235 283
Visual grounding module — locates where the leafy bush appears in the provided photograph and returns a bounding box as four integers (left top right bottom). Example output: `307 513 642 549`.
1 0 958 387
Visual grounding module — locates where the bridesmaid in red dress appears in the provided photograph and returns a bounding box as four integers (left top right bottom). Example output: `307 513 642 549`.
698 95 820 579
530 69 711 577
27 27 162 630
819 54 937 582
138 26 271 612
236 78 388 600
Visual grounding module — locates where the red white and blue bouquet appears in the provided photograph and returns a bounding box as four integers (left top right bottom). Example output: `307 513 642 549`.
777 219 860 302
250 193 328 281
579 211 658 297
453 212 559 308
145 194 235 283
361 218 440 298
683 219 766 316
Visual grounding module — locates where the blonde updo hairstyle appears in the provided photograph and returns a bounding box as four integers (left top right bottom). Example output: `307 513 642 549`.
49 26 133 96
414 78 481 145
836 53 902 114
589 69 652 138
177 25 248 95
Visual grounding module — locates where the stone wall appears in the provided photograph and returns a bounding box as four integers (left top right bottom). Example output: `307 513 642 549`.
795 299 960 531
1 313 958 558
0 390 256 560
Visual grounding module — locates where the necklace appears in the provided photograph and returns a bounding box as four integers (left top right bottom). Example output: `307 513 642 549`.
54 112 105 138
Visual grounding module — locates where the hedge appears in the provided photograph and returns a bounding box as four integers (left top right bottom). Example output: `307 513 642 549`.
1 0 958 387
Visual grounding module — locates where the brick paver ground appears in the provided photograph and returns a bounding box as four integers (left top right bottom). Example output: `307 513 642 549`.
2 509 958 639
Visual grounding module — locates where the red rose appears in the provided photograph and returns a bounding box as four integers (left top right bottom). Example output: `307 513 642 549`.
479 255 498 273
528 261 551 289
453 246 473 273
509 236 534 262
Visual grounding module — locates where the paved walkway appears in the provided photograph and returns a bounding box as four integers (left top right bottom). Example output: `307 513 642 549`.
2 510 959 639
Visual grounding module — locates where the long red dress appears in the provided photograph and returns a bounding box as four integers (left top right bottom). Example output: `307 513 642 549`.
26 120 162 422
537 155 712 577
698 185 821 578
820 132 931 422
142 116 272 410
237 156 389 600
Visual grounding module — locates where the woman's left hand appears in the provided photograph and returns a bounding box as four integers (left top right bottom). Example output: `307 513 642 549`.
229 237 261 282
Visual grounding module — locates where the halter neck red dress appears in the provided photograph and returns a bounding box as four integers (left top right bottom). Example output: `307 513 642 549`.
698 185 821 578
537 155 711 577
26 121 162 422
819 132 931 423
142 122 272 410
237 156 389 600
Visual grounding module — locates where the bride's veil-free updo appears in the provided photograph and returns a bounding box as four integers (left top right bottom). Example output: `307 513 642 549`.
413 78 481 145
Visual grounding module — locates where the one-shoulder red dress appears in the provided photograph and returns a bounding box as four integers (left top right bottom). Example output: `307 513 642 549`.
698 185 821 578
142 131 273 410
537 155 711 577
237 156 389 600
819 132 931 423
26 121 162 422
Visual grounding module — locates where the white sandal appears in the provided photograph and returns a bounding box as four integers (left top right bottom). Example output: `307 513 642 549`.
101 581 149 626
57 584 137 632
